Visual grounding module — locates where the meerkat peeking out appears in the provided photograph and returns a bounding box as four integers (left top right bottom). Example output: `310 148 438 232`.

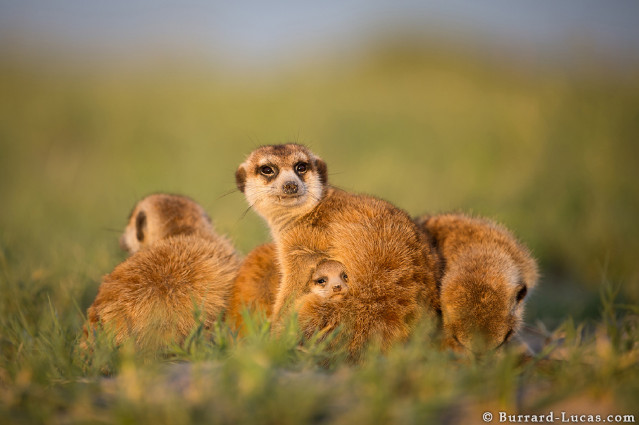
84 195 241 351
120 193 216 254
236 144 441 361
415 213 538 353
310 259 349 299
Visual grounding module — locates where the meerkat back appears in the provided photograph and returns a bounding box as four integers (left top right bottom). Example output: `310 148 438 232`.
86 234 241 350
415 213 538 353
85 193 241 351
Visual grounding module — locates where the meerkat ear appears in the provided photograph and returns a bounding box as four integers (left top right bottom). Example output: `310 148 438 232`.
135 211 147 242
515 283 527 303
314 157 328 185
235 166 247 193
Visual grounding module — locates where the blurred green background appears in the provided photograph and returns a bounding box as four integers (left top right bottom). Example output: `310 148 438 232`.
1 2 638 330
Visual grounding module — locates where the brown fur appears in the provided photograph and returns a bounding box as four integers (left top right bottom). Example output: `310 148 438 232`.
415 213 539 352
86 234 241 350
120 193 217 254
85 193 240 350
236 144 441 361
226 243 281 334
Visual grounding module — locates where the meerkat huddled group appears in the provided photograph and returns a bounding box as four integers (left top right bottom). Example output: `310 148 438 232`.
85 144 538 359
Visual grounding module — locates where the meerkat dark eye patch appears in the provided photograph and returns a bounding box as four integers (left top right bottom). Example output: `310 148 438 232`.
294 162 308 174
342 273 348 282
259 165 275 176
316 278 326 285
135 211 147 242
503 329 514 344
314 158 328 184
516 284 527 303
235 167 247 193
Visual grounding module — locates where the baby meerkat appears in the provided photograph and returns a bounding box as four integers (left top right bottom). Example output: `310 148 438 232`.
120 193 217 254
84 194 241 351
415 213 539 353
309 259 349 299
236 144 440 360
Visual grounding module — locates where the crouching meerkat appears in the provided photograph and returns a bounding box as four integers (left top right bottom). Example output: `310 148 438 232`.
414 213 539 353
85 194 241 351
235 144 441 361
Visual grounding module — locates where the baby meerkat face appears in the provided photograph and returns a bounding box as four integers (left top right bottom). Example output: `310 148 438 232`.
235 144 327 226
310 260 349 299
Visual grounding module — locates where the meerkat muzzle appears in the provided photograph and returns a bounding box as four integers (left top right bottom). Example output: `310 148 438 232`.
282 181 299 195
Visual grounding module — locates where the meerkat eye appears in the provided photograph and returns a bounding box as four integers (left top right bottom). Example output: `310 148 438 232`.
516 285 528 303
294 162 308 174
260 165 275 176
341 273 348 282
315 278 326 286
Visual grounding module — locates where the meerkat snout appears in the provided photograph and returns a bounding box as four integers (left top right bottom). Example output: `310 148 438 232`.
282 181 299 195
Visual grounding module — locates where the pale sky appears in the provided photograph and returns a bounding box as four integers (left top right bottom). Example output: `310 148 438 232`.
1 1 638 68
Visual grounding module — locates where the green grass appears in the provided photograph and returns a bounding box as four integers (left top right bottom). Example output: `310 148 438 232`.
1 43 638 423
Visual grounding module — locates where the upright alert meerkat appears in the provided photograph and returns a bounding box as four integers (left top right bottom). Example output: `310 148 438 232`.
414 213 539 352
235 144 440 360
120 193 217 254
85 194 241 350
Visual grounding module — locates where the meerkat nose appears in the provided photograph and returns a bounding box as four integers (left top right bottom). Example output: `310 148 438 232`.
282 181 299 194
333 284 341 292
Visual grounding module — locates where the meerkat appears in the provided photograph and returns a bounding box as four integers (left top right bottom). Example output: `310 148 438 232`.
414 213 539 353
309 259 349 299
119 193 218 254
227 253 349 335
235 144 441 360
84 194 241 351
294 260 351 349
226 243 281 334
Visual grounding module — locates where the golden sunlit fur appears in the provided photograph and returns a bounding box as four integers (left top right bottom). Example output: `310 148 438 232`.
120 193 217 254
236 144 441 361
85 194 241 350
226 243 281 334
415 213 539 352
86 235 240 350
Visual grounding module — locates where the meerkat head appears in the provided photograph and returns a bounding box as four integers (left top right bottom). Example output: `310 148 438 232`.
120 193 214 254
235 144 328 229
441 247 530 353
309 259 349 299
